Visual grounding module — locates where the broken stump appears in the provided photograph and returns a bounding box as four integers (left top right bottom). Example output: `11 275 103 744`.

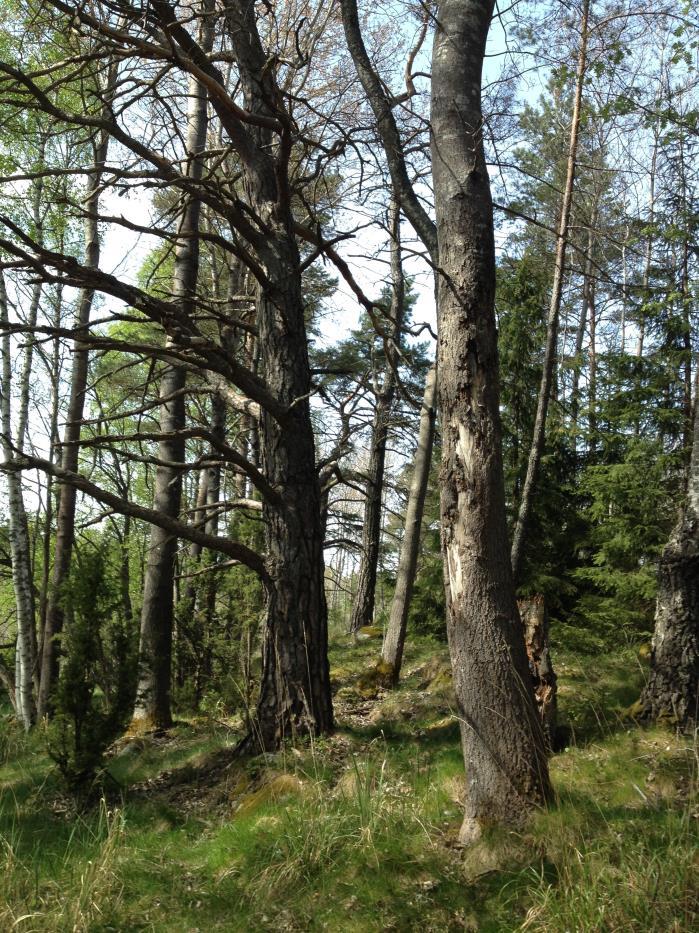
518 595 558 749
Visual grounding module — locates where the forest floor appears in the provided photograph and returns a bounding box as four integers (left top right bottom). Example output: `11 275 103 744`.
0 630 697 932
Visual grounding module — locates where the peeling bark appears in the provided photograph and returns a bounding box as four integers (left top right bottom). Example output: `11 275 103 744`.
431 0 552 842
519 596 557 747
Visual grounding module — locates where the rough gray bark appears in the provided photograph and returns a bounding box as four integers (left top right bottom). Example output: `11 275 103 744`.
222 0 332 751
381 363 436 682
510 0 589 583
349 201 405 634
639 397 699 729
0 271 37 729
38 79 116 718
132 19 212 729
431 0 552 843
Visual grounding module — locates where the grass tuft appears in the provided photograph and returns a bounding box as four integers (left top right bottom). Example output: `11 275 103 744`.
0 636 697 931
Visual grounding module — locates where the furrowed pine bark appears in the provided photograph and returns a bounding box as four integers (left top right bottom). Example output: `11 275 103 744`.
132 17 213 729
38 76 116 718
381 363 437 682
431 0 552 842
510 0 590 584
639 394 699 728
349 201 405 634
224 0 332 751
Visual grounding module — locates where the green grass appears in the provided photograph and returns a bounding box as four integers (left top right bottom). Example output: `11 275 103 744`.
1 633 697 931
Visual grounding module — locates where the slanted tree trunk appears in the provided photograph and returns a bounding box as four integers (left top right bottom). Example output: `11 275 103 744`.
431 0 552 843
132 22 212 729
38 83 116 718
381 364 437 682
350 201 404 634
510 0 590 584
639 399 699 729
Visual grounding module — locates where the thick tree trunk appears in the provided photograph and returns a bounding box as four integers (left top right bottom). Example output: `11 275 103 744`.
510 0 589 583
431 0 552 843
133 32 211 728
237 279 332 749
381 364 437 681
639 400 699 728
223 0 332 751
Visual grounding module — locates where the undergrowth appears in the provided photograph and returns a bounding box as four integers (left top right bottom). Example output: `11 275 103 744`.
0 634 697 931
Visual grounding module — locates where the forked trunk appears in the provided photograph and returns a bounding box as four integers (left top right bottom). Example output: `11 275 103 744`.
348 395 392 634
225 0 332 751
431 0 552 842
